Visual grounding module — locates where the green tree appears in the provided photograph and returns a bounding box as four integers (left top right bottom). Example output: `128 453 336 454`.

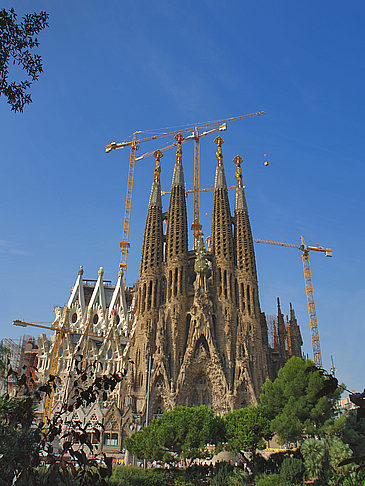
301 436 355 485
125 405 225 466
341 409 365 456
0 8 49 112
260 357 341 444
0 396 41 485
225 406 271 473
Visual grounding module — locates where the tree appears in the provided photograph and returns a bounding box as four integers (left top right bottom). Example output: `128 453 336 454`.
225 406 272 473
0 8 49 112
125 405 225 467
0 396 41 485
260 357 341 444
301 436 355 485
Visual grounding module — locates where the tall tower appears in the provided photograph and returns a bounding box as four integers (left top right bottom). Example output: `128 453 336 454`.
164 134 189 384
211 136 237 385
130 150 164 406
233 155 268 400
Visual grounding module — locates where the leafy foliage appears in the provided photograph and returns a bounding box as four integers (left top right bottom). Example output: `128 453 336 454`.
260 357 341 444
225 406 271 473
125 405 224 466
301 436 355 485
0 8 49 112
279 456 303 484
0 396 41 485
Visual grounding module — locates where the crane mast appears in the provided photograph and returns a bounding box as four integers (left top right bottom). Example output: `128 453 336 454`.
253 235 332 367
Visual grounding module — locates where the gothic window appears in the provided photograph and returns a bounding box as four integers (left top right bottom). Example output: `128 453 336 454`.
107 348 113 359
153 280 158 309
224 270 228 299
141 283 146 313
179 267 183 294
252 288 256 317
174 268 178 297
247 284 251 315
168 270 172 300
147 280 152 310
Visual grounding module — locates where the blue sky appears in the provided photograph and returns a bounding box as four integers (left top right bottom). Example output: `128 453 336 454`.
1 1 364 391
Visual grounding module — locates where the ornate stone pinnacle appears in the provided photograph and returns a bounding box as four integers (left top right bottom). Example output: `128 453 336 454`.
153 150 163 183
175 133 184 165
214 136 224 167
233 155 243 188
98 266 104 277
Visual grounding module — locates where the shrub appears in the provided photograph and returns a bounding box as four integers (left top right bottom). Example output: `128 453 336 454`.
254 473 282 486
280 456 303 484
210 462 234 486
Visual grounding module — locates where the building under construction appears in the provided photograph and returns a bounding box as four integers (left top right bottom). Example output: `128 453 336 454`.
35 134 303 454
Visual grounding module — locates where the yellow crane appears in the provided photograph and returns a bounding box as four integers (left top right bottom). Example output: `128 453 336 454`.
105 111 265 279
253 235 333 367
13 312 101 423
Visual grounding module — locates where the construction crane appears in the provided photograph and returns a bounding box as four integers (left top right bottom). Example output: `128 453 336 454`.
105 111 265 280
253 235 333 367
13 314 102 423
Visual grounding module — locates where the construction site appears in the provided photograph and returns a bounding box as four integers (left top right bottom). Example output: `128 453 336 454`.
9 112 333 455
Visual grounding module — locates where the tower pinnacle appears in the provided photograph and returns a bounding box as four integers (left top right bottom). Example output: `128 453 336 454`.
149 150 163 208
214 136 224 167
171 133 185 187
153 150 162 183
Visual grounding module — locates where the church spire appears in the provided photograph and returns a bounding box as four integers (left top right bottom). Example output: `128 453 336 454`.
171 133 185 187
233 155 248 211
214 136 227 188
233 155 258 280
139 151 164 313
148 150 162 208
165 134 188 262
212 136 234 266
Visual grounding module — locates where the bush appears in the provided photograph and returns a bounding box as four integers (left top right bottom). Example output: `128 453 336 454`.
254 473 282 486
227 469 249 485
210 462 234 486
280 456 303 484
109 465 172 486
109 465 202 486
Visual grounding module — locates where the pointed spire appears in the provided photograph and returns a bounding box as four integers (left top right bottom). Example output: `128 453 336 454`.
214 136 227 188
149 150 162 208
171 133 185 186
233 155 248 211
277 297 281 313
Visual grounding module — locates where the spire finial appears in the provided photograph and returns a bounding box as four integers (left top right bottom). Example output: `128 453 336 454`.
174 133 184 165
78 265 84 276
153 150 163 183
233 155 243 188
98 266 104 277
214 136 224 167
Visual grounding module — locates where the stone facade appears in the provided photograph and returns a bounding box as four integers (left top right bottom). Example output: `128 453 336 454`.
124 136 303 427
